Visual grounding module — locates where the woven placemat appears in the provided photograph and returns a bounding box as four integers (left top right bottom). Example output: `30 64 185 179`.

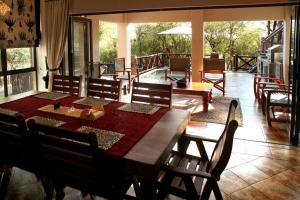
77 126 124 150
0 108 18 116
73 97 111 106
27 116 66 127
118 103 160 115
34 92 70 101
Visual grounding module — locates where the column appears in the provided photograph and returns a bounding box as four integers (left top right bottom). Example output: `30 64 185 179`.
191 10 204 82
89 16 100 62
283 7 292 83
117 22 131 67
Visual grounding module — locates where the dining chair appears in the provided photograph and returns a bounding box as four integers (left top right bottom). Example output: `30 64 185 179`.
27 119 136 200
156 100 239 200
87 78 121 101
165 57 191 82
52 74 82 96
0 112 28 200
202 57 226 96
131 81 172 108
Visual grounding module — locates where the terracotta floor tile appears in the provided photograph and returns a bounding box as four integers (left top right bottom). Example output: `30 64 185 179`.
218 170 249 194
230 186 270 200
270 170 300 193
230 163 269 184
290 165 300 175
226 154 248 169
252 177 299 200
250 157 287 176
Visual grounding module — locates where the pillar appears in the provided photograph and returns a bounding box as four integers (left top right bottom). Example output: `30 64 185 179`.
191 10 204 82
117 22 131 67
283 7 292 83
89 16 100 62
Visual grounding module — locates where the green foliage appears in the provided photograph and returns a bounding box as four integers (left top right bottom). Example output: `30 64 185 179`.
204 21 262 69
6 48 31 70
131 23 191 56
99 22 117 63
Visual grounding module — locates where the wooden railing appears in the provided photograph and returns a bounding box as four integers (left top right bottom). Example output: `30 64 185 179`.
137 53 191 73
233 55 257 71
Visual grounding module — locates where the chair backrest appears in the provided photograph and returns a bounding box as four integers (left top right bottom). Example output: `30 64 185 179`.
27 120 128 197
0 111 28 165
131 82 172 108
52 74 82 96
203 58 225 73
207 100 238 179
114 58 126 73
169 57 190 72
87 78 121 101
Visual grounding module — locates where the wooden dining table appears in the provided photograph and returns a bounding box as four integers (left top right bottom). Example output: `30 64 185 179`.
0 91 190 199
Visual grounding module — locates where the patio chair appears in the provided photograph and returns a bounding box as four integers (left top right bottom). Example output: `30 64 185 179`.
265 86 291 127
87 78 121 101
101 58 141 95
52 74 82 96
165 57 191 82
202 57 226 96
254 63 284 103
131 81 172 108
0 112 28 200
156 100 239 200
27 119 136 200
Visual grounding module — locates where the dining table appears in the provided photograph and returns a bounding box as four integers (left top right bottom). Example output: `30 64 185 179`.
0 91 190 199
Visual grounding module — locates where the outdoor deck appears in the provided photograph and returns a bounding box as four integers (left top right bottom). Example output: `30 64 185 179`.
5 72 300 200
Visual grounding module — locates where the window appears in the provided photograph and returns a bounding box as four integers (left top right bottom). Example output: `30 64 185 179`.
7 48 34 70
0 48 37 99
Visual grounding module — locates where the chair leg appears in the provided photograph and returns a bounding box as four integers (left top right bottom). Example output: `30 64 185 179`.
200 180 213 200
211 181 223 200
266 102 272 127
0 170 11 200
41 176 54 200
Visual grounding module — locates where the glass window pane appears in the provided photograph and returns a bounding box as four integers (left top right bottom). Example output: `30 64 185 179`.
7 48 33 70
7 72 36 96
0 77 4 99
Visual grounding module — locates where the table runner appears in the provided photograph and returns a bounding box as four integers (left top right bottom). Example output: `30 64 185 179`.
0 94 169 156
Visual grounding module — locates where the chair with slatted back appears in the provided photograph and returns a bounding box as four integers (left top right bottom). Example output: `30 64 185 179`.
52 75 82 96
202 57 226 96
165 57 191 82
27 120 136 200
157 100 239 200
0 111 28 200
87 78 121 101
131 81 172 108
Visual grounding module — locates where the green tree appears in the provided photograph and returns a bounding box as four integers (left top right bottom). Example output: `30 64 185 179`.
99 22 117 63
204 21 262 69
131 23 191 56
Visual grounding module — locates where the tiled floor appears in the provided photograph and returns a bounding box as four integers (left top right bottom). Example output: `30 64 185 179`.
4 72 300 200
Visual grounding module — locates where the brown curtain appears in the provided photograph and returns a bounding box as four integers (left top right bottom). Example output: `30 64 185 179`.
45 0 70 91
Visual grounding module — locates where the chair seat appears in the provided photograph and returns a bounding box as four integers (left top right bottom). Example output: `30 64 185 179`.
158 151 209 199
117 74 137 80
270 93 289 105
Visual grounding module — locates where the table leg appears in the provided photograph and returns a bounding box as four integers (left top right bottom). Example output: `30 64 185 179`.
202 93 209 112
140 179 156 200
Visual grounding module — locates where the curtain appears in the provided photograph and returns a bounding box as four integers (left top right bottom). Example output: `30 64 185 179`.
45 0 69 91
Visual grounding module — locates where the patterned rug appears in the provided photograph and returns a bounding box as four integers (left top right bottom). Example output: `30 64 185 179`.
190 96 243 126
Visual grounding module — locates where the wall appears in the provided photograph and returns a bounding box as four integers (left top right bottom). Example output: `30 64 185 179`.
70 0 295 15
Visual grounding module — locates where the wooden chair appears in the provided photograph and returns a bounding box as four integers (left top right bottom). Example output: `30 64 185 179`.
202 58 226 96
165 57 191 82
101 58 140 95
87 78 121 101
0 112 28 200
131 81 172 108
265 86 291 127
156 100 239 200
52 74 82 96
27 120 135 200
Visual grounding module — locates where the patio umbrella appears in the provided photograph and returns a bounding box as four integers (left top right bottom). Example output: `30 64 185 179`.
158 26 191 35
